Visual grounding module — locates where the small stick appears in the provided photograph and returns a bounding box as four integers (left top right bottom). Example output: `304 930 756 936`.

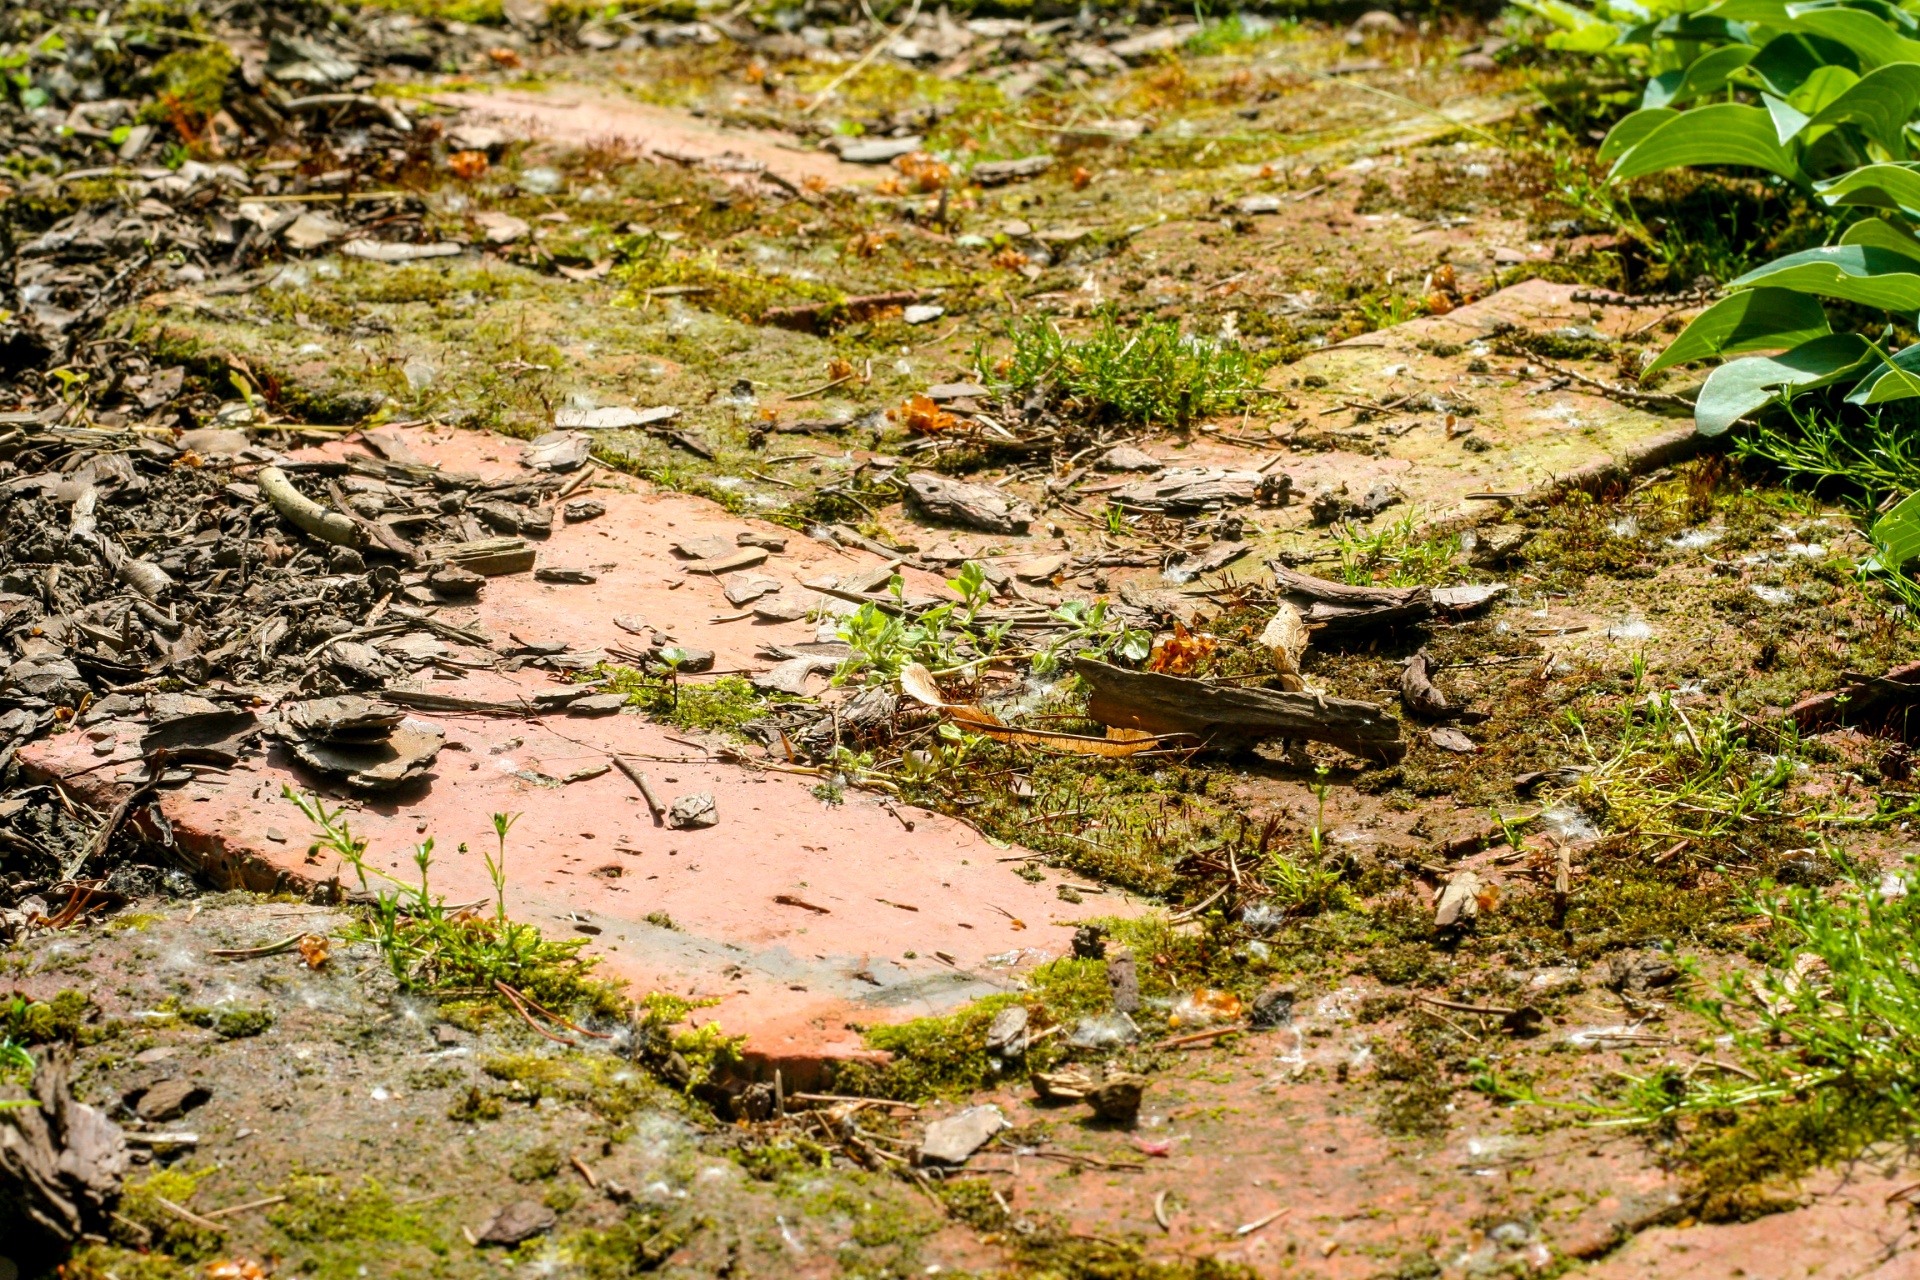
1234 1206 1289 1237
613 756 666 822
571 1155 599 1188
1151 1024 1245 1050
154 1196 228 1233
1153 1189 1173 1232
1416 994 1518 1017
788 1092 920 1110
203 1194 288 1220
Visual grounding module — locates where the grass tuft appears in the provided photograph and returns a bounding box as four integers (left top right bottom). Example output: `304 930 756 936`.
991 311 1264 427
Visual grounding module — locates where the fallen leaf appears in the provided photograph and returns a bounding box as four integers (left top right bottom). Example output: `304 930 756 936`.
1148 622 1217 676
448 150 490 180
890 394 961 436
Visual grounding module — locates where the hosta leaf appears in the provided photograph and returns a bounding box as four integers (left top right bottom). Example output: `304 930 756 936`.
1707 0 1796 22
1647 288 1831 374
1787 0 1920 37
1693 333 1873 434
1609 103 1810 184
1647 44 1759 106
1869 488 1920 570
1744 30 1861 97
1801 61 1920 156
1846 342 1920 403
1644 69 1687 108
1785 63 1863 114
1837 215 1920 263
1766 92 1813 143
1730 244 1920 310
1785 7 1920 67
1600 107 1681 162
1817 161 1920 210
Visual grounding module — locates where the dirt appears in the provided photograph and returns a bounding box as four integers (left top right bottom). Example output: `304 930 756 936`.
2 2 1919 1278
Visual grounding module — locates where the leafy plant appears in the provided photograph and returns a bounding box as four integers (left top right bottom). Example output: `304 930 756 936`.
835 564 1012 684
1031 598 1152 674
1616 851 1920 1142
286 788 624 1020
1525 0 1920 435
989 310 1264 427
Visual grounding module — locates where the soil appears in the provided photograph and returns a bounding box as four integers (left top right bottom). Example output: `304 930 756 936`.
2 3 1918 1278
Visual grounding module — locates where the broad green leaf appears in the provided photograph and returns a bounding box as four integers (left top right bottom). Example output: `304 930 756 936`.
1785 63 1862 113
1800 62 1920 156
1788 0 1920 37
1647 287 1832 373
1846 342 1920 403
1765 92 1812 142
1600 107 1682 162
1651 43 1758 104
1730 244 1920 309
1744 30 1861 96
1869 488 1920 569
1817 161 1920 210
1515 0 1628 49
1837 215 1920 262
1644 69 1687 107
1707 0 1796 22
1786 7 1920 67
1692 333 1873 434
1514 0 1619 34
1609 103 1810 183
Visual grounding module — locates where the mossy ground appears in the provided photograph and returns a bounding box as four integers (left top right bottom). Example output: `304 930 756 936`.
28 3 1920 1273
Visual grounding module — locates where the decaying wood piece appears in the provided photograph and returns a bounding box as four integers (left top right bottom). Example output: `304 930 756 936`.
1109 468 1292 513
1270 564 1433 634
419 536 536 577
0 1045 129 1259
1400 649 1451 719
1072 657 1404 761
902 471 1034 535
257 465 363 549
1257 602 1309 692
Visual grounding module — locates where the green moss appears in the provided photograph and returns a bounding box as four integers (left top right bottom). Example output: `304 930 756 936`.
266 1176 452 1279
115 1167 223 1262
1 989 109 1046
139 43 238 131
480 1050 665 1123
61 1245 192 1280
837 956 1110 1099
448 1084 505 1122
555 1204 700 1278
617 241 840 325
352 0 506 24
509 1141 562 1183
599 668 774 734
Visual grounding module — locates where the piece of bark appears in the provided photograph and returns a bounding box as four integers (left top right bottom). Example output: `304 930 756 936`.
1105 948 1140 1013
1429 726 1477 753
1400 649 1451 719
0 1046 128 1258
420 536 535 576
972 155 1055 186
902 471 1034 535
1072 657 1404 761
1110 467 1291 513
1270 564 1433 634
762 290 923 333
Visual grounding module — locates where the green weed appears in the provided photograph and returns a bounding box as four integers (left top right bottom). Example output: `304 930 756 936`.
1333 508 1461 587
990 311 1264 428
287 788 626 1022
